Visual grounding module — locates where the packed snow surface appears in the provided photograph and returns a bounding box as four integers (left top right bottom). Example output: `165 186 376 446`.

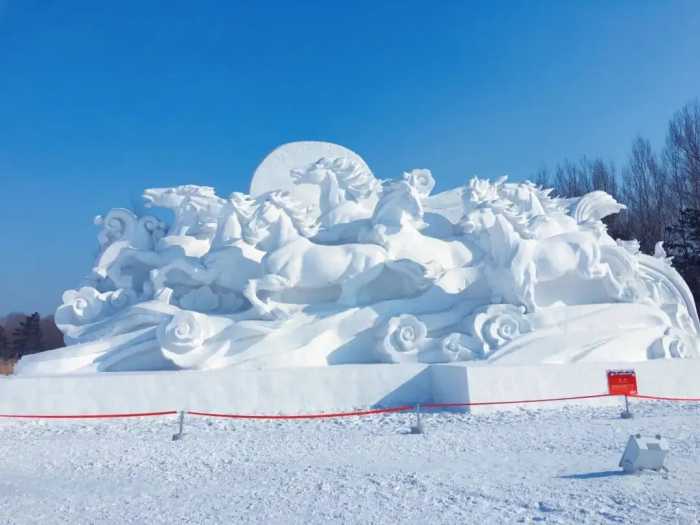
1 401 698 524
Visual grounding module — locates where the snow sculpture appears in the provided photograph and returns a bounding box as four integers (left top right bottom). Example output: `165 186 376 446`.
251 141 372 212
290 156 382 228
468 304 532 356
403 168 436 197
156 310 211 368
14 141 700 375
377 314 429 363
242 190 432 319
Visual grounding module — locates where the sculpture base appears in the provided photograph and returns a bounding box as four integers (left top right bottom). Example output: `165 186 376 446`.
2 359 698 416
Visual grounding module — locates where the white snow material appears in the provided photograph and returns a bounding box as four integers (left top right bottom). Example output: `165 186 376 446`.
250 140 371 210
1 401 698 524
4 360 700 416
36 141 700 375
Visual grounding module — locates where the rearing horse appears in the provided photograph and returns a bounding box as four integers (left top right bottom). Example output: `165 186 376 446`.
291 157 382 228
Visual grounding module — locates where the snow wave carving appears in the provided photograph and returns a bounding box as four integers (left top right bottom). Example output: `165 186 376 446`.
439 333 481 361
157 310 211 368
403 169 436 198
468 304 532 356
57 287 106 325
649 327 700 360
376 314 428 364
56 287 137 327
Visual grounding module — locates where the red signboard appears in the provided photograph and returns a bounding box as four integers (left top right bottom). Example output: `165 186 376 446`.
607 369 638 396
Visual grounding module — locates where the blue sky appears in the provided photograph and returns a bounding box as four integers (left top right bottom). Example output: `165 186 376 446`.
1 0 699 315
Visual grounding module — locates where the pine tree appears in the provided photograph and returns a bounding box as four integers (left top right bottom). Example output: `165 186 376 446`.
0 326 9 361
11 313 43 359
665 208 700 308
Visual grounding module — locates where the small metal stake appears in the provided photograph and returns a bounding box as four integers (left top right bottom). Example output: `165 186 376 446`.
621 395 633 419
172 410 186 441
410 403 424 434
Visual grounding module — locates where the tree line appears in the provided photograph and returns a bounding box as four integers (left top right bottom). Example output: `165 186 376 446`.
531 99 700 306
0 313 64 362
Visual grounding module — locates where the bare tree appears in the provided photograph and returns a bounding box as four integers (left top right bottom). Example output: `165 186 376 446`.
526 99 700 305
553 160 588 197
588 158 619 197
620 137 669 251
531 167 550 188
664 100 700 208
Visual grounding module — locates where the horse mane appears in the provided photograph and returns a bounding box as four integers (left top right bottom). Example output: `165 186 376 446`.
267 191 319 237
175 185 217 197
316 157 381 202
463 177 570 239
516 181 569 215
229 192 259 220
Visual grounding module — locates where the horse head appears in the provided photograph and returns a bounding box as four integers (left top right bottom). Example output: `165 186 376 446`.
371 180 426 231
143 186 185 210
292 157 380 202
247 191 318 250
211 192 260 248
290 157 336 186
143 185 218 211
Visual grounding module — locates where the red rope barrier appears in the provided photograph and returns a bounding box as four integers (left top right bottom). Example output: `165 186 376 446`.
186 393 617 419
630 393 700 402
0 392 698 420
423 393 615 409
187 405 414 420
0 410 178 419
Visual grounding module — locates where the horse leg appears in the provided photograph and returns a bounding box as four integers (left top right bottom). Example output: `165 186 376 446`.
521 262 538 313
151 259 210 292
337 264 386 306
506 244 537 312
575 242 628 299
576 241 609 280
594 261 629 300
243 274 291 319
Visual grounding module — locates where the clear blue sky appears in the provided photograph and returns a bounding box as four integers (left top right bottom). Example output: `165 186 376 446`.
1 0 699 315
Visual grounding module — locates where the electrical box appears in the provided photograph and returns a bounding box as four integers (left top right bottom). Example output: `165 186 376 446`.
619 433 669 473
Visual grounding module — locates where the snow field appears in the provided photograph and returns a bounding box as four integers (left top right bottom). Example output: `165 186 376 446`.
1 400 699 524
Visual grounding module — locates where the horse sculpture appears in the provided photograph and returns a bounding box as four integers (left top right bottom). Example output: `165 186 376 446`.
362 180 476 274
88 208 166 295
148 192 265 313
463 178 630 311
143 185 226 257
92 189 264 312
242 191 432 319
290 156 382 228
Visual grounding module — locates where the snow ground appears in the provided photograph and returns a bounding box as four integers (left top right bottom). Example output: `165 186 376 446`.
1 401 698 524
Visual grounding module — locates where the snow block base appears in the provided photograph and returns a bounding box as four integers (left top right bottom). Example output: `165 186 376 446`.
1 360 699 416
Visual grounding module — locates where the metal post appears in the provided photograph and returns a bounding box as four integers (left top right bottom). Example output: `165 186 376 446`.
172 410 186 441
410 403 424 434
621 395 633 419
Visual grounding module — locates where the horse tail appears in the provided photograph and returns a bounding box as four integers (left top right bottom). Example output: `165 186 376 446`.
574 191 625 225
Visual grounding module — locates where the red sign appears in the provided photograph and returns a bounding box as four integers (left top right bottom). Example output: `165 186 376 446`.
607 369 638 396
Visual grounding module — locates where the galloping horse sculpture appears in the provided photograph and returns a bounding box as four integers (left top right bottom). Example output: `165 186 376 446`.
148 192 264 313
463 178 630 311
243 191 432 319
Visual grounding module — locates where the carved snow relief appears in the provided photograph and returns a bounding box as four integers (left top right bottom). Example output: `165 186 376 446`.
15 141 700 375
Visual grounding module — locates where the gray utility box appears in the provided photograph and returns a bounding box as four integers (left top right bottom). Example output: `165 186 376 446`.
619 434 669 473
